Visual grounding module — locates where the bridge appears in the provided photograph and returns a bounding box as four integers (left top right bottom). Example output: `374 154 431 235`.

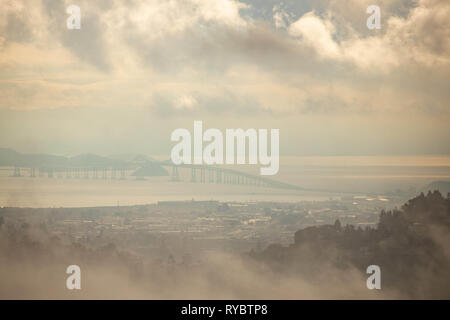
5 161 302 191
158 161 301 190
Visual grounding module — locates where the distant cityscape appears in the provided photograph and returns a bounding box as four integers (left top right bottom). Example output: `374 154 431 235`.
0 196 403 260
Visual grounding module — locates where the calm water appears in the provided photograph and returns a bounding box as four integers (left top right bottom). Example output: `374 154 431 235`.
1 156 449 207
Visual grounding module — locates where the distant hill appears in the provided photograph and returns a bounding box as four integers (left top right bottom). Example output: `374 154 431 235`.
67 153 123 167
0 148 168 176
108 153 155 163
0 148 125 168
0 148 131 168
0 148 22 165
132 163 169 177
0 148 67 167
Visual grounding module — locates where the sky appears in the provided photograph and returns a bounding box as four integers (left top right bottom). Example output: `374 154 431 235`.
0 0 449 157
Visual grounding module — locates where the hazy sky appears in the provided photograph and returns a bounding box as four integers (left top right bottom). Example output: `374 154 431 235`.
0 0 449 156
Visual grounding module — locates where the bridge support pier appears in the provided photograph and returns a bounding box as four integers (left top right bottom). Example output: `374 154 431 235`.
208 168 214 183
13 166 21 177
171 166 180 182
216 169 222 184
200 168 205 183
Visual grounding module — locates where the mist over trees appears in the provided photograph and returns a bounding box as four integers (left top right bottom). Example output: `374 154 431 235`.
0 191 449 298
252 191 450 298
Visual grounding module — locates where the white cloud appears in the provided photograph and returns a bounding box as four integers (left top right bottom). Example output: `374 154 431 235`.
174 94 198 110
104 0 248 42
286 0 450 72
288 12 340 59
0 0 449 119
273 4 293 30
0 0 449 155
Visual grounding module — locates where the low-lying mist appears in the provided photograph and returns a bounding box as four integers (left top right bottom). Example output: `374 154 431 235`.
1 190 449 299
0 220 394 299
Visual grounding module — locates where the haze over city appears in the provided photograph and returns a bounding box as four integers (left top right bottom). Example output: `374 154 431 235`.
0 0 449 301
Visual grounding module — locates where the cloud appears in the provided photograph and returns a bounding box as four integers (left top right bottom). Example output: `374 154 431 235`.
0 0 449 155
289 11 340 59
286 1 450 71
273 4 294 29
151 89 267 117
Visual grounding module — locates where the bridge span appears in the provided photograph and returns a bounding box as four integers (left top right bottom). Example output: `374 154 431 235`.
6 161 302 191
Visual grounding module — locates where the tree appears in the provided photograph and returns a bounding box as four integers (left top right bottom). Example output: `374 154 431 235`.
334 219 342 231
